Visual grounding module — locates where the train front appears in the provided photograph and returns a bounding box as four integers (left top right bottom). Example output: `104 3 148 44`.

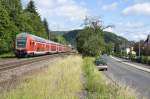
15 33 28 57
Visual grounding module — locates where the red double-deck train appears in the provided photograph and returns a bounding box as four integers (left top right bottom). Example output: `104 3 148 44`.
15 33 72 57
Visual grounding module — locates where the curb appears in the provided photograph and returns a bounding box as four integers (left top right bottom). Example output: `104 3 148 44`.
111 56 150 73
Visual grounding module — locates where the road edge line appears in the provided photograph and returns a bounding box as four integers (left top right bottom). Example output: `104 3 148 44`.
110 56 150 73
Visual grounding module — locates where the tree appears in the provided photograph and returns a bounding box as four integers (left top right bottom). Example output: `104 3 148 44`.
77 16 116 56
114 43 120 53
0 3 18 53
133 40 145 56
82 16 114 31
43 18 50 39
76 27 105 56
25 0 38 15
25 1 48 39
105 42 114 55
1 0 22 21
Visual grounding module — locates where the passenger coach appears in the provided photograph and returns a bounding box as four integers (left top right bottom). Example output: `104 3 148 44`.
15 33 71 57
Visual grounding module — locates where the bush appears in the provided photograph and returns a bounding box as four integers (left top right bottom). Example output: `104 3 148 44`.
139 56 150 65
147 56 150 65
129 53 136 61
141 56 146 64
76 27 105 56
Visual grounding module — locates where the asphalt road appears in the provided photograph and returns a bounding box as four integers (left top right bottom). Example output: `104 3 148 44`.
103 56 150 99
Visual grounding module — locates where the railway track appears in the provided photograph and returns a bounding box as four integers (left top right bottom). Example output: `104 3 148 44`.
0 53 70 72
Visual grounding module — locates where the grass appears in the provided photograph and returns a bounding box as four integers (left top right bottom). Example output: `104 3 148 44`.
0 55 83 99
0 52 15 58
83 57 136 99
0 55 137 99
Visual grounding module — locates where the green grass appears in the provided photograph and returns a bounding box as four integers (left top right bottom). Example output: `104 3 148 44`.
0 55 83 99
0 52 15 58
83 57 136 99
0 55 137 99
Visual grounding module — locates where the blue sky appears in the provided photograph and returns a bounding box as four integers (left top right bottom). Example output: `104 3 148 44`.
21 0 150 41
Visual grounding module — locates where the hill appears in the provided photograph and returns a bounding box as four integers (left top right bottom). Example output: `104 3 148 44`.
63 30 129 47
103 31 128 44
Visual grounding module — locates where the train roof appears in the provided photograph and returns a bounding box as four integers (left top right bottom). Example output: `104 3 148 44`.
16 32 63 45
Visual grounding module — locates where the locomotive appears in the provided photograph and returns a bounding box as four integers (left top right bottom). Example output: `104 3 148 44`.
15 33 72 57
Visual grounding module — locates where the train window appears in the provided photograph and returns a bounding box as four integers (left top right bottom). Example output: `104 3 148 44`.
16 38 26 48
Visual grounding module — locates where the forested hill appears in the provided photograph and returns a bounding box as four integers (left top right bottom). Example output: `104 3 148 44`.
103 31 128 44
63 30 129 47
63 30 81 47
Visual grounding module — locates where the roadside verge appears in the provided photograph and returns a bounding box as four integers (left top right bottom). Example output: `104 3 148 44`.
83 57 136 99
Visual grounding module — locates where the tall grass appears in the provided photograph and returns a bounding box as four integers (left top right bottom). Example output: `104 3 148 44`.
0 55 83 99
0 55 137 99
83 57 136 99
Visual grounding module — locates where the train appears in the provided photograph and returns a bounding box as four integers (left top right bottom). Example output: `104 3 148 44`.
15 33 72 57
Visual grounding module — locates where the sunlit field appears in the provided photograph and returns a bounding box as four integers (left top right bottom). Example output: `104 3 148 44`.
0 55 137 99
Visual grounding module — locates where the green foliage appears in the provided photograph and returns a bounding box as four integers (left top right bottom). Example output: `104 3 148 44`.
114 43 121 53
0 52 15 58
76 27 105 56
43 18 50 39
104 31 128 44
0 3 18 53
0 0 55 54
104 42 114 55
50 33 67 44
129 52 136 61
63 30 81 47
139 56 150 65
25 0 38 15
64 30 129 56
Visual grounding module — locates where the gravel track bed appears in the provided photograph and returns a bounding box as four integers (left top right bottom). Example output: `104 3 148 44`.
0 56 50 66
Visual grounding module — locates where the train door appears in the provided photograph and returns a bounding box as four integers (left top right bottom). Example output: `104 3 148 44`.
49 43 51 53
30 40 35 52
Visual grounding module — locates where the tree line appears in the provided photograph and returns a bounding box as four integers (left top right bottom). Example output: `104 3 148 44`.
0 0 67 55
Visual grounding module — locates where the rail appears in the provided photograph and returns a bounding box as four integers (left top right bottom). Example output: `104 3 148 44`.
0 52 74 72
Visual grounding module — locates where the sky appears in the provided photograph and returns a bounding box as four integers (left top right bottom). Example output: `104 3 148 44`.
21 0 150 41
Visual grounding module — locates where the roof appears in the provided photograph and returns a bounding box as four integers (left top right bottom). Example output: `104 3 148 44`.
16 32 61 45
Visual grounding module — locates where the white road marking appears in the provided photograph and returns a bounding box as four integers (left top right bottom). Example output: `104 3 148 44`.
111 56 150 73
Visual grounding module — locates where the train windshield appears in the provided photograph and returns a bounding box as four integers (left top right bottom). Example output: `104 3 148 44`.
16 37 26 48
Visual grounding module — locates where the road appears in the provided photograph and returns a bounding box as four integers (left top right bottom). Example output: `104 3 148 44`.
103 56 150 99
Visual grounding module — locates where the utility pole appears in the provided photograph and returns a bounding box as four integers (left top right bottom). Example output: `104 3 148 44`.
139 41 141 57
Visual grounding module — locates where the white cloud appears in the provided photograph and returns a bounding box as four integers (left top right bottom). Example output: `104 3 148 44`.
102 2 118 11
104 27 114 33
26 0 88 21
123 3 150 15
119 32 149 41
113 20 150 41
54 4 88 21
